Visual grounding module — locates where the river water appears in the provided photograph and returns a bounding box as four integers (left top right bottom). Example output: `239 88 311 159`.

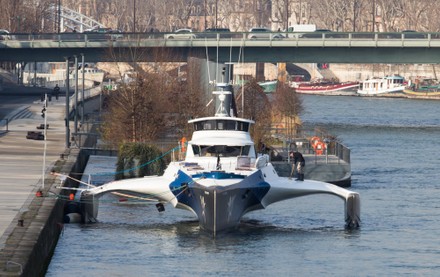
46 95 440 276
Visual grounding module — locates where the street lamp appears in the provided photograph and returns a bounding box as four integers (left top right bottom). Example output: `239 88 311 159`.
215 0 218 28
372 0 376 32
64 57 71 148
204 0 207 29
57 0 61 33
285 0 289 31
133 0 136 32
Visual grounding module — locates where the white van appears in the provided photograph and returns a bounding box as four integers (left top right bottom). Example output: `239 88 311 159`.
286 24 316 38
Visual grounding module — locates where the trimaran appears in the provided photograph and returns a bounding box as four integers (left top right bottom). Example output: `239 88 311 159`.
67 82 361 236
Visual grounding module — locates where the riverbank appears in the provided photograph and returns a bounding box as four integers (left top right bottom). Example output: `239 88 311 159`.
0 91 78 276
0 83 102 276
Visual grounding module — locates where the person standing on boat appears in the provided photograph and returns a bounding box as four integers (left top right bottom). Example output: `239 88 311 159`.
53 84 60 100
290 150 305 181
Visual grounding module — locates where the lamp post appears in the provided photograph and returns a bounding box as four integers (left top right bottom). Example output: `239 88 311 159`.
81 54 85 128
215 0 218 28
57 0 61 33
41 94 48 190
353 0 358 32
65 57 70 148
133 0 136 32
204 0 207 29
74 55 78 136
372 0 375 32
285 0 289 31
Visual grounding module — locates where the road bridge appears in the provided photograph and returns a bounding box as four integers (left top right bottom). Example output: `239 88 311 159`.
1 32 440 64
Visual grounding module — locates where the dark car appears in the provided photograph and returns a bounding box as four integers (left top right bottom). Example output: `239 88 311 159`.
301 29 333 38
384 30 425 39
402 30 426 39
200 28 232 39
84 27 123 41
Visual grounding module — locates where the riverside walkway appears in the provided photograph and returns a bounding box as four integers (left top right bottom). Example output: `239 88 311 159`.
0 87 71 275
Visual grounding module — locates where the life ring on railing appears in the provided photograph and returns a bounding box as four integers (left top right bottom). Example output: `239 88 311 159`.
180 137 187 152
315 141 326 155
310 136 321 148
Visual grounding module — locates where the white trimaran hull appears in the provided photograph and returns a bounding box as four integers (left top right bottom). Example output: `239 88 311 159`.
75 83 360 235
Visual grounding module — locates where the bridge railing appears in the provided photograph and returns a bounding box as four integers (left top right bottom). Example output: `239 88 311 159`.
4 31 440 44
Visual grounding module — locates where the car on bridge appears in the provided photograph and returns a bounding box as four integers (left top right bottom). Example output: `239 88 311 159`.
165 29 197 39
401 30 426 39
0 29 11 40
301 29 335 38
83 27 123 41
199 28 232 39
247 27 284 40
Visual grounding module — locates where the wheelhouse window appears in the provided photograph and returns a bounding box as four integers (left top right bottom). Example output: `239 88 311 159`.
193 120 249 131
193 145 251 157
236 122 249 131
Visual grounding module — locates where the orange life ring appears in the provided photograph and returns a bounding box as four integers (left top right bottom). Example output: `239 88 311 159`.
180 137 187 152
310 136 321 148
314 141 326 155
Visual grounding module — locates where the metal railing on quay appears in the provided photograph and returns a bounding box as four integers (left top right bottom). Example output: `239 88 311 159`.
271 127 351 165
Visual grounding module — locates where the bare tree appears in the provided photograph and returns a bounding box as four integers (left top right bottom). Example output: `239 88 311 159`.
272 82 303 140
163 57 208 139
374 0 405 32
400 0 432 31
236 79 272 151
211 0 261 31
5 0 440 34
0 0 52 32
100 47 179 146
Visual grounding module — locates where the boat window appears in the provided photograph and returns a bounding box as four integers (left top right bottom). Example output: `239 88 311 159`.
192 145 200 155
237 122 249 131
194 120 248 131
240 145 250 156
216 120 237 130
198 145 251 157
203 120 216 130
194 122 202 131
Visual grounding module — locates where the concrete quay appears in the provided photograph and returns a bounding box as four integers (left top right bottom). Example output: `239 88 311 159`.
0 92 77 276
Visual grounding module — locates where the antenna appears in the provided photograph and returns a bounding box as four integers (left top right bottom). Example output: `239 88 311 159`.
204 40 212 84
213 90 231 117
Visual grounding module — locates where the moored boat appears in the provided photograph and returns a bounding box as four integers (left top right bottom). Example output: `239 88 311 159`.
258 80 278 93
73 83 360 236
357 75 406 95
292 80 359 94
404 77 440 96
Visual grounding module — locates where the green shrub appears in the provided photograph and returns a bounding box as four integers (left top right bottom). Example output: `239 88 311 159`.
115 142 167 180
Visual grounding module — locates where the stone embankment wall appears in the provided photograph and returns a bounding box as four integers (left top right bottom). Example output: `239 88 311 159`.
233 63 440 82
